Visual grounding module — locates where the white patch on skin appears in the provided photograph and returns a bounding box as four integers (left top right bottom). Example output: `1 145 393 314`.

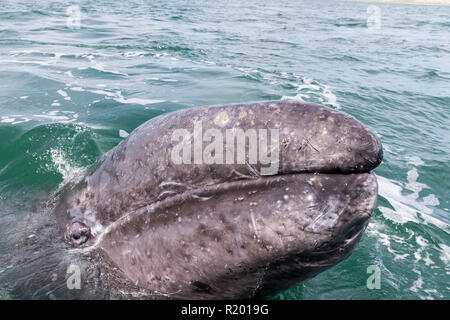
214 111 230 127
238 111 247 119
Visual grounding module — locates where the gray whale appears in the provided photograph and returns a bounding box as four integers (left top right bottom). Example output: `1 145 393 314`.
53 100 383 299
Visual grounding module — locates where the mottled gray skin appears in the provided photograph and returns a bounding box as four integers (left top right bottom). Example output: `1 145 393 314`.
54 100 382 299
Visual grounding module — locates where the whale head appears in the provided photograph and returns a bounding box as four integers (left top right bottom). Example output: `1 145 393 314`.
54 100 382 299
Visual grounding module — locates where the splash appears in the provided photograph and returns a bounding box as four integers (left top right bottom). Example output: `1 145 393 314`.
48 148 85 185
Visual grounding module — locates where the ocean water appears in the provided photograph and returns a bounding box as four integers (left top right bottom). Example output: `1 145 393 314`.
0 0 449 300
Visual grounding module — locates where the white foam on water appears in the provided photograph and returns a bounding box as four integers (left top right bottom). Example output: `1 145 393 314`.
12 119 31 125
202 60 216 65
439 244 450 274
57 88 72 101
376 157 447 231
372 156 448 299
414 236 429 262
382 145 398 155
281 77 341 109
423 252 434 266
0 117 15 123
119 129 129 138
1 115 31 125
114 97 164 105
405 168 428 195
408 156 425 166
154 52 170 58
410 269 423 293
9 50 72 60
57 89 68 97
90 63 128 77
69 87 85 92
78 53 95 62
88 89 164 105
160 79 178 82
34 113 69 122
319 89 340 109
90 89 117 97
0 59 53 66
366 220 410 261
124 51 146 57
53 52 63 60
34 110 79 123
10 49 42 55
367 216 444 299
423 194 440 206
64 71 74 78
377 176 420 224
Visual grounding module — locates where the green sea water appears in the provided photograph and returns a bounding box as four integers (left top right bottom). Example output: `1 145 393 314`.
0 0 449 299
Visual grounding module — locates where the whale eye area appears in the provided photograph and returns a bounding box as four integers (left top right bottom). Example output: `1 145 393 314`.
68 221 91 246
